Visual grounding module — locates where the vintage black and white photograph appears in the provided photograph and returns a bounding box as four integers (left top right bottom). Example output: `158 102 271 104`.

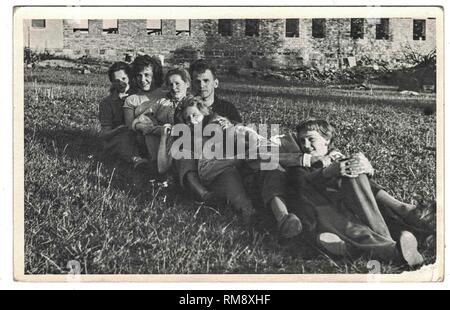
14 6 443 280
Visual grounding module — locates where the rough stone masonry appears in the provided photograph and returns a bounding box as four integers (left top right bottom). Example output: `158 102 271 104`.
24 18 436 70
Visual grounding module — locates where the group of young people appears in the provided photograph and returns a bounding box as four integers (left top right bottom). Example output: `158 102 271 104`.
98 55 435 268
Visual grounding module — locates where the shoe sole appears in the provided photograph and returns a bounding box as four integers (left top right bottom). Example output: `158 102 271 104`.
399 231 424 268
280 214 302 239
317 232 348 257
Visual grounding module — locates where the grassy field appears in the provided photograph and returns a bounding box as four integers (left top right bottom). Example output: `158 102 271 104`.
23 67 436 275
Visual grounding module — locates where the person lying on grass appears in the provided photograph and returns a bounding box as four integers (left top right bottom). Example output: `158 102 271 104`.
289 118 434 267
98 61 147 169
157 96 284 226
123 54 165 170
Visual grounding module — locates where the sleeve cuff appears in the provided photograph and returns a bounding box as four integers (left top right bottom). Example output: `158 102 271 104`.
302 153 312 167
131 118 139 132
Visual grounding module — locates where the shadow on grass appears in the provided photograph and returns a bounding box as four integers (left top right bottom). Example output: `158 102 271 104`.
25 127 317 248
25 127 162 200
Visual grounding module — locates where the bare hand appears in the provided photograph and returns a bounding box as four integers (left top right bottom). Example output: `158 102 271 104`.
140 124 154 135
322 156 333 167
328 150 344 160
218 118 231 130
162 124 172 137
343 152 374 176
311 155 332 167
323 160 358 178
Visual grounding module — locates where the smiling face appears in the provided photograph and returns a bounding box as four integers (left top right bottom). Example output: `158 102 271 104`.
168 74 190 100
183 105 205 126
298 130 330 157
111 69 130 94
136 65 154 91
191 69 218 101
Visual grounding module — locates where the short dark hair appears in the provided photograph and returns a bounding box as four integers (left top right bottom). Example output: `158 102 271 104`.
296 118 335 145
107 61 130 83
130 55 164 90
189 59 217 79
165 68 191 86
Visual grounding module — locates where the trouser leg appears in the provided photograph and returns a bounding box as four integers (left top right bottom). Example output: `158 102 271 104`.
208 166 255 224
102 129 139 163
144 134 160 163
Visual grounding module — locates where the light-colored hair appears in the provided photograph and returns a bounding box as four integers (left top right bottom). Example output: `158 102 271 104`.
178 95 210 123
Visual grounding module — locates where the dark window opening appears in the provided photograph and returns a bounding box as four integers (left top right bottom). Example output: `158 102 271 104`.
312 19 326 38
285 19 299 37
218 19 232 36
176 19 191 36
413 19 426 40
72 19 89 33
147 19 162 35
350 18 364 39
376 18 389 40
245 19 260 37
103 20 118 34
31 19 46 28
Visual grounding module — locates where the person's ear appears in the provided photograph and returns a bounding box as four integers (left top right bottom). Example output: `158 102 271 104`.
214 79 219 89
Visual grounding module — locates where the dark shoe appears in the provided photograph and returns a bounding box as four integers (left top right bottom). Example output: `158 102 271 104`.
241 206 257 227
402 205 436 234
278 213 302 239
399 231 424 268
192 190 219 205
391 205 436 236
132 156 149 170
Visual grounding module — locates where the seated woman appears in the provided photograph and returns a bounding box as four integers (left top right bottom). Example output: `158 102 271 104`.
132 67 192 134
289 118 434 267
123 55 165 169
98 61 147 169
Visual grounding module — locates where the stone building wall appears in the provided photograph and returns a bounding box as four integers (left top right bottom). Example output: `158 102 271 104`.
28 18 437 70
23 19 64 51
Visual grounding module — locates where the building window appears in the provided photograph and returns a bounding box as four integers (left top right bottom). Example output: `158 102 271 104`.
312 19 326 38
285 19 299 37
376 18 389 40
103 19 118 34
245 19 260 37
218 19 232 36
176 19 191 36
413 19 426 40
350 18 364 39
147 19 162 35
71 19 89 33
31 19 46 28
